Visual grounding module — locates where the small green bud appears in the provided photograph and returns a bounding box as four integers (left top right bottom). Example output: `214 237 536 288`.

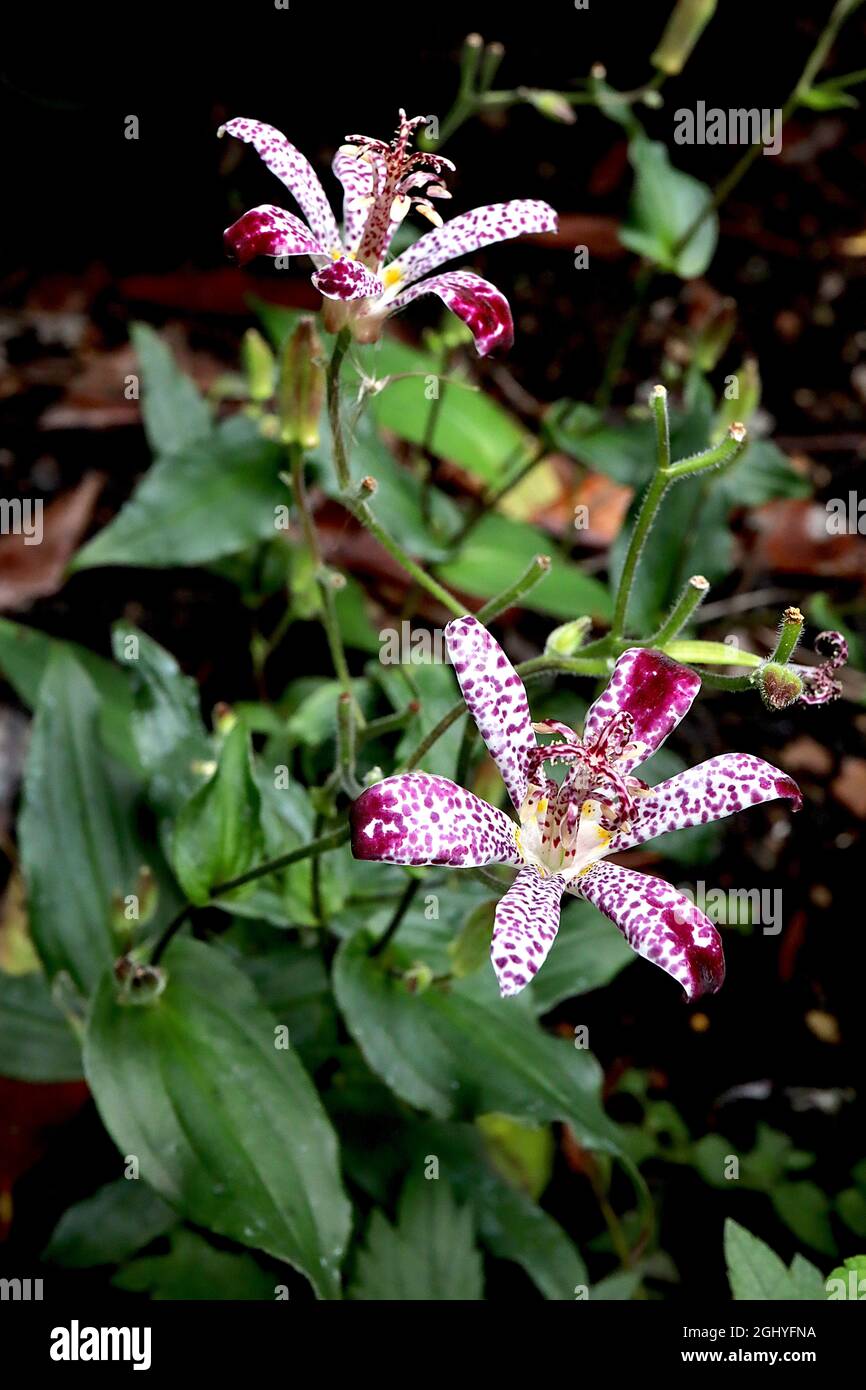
114 956 168 1006
651 0 717 76
279 317 325 448
755 661 804 711
240 328 276 403
521 88 577 125
403 961 434 994
545 616 592 657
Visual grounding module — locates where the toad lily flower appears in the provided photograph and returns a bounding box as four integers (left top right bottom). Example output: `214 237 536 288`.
219 111 557 355
351 618 802 1001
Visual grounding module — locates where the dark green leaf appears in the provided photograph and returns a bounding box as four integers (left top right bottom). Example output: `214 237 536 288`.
71 417 285 571
19 651 149 991
350 1177 483 1300
84 937 352 1300
172 722 264 905
333 930 623 1155
0 971 82 1081
44 1178 176 1267
113 1227 275 1300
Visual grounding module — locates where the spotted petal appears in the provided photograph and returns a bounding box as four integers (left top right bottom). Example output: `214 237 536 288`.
312 257 384 302
223 205 327 266
492 866 566 998
583 648 701 774
610 753 802 853
573 862 724 1000
220 117 341 252
445 615 536 811
332 149 375 253
350 773 520 867
386 199 558 287
387 271 514 357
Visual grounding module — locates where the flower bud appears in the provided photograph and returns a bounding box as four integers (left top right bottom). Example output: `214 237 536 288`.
755 661 804 711
240 328 276 403
521 88 577 125
279 317 325 448
403 961 434 994
545 616 592 656
651 0 717 76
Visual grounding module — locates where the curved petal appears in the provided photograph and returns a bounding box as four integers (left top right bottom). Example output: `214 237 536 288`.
223 205 326 266
572 862 724 1000
492 866 565 998
332 149 375 253
312 257 384 302
386 271 514 357
610 753 802 853
350 773 520 867
220 117 341 252
445 615 536 811
583 648 701 774
387 199 558 286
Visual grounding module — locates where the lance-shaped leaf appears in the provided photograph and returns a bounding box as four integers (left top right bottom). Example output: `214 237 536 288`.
333 930 623 1155
84 937 352 1300
19 650 148 992
172 721 264 906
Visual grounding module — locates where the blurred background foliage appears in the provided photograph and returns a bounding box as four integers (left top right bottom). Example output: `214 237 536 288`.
1 0 865 1300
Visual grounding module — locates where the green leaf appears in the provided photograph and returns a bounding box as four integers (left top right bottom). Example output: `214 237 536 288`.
376 661 464 780
130 322 212 456
837 1186 866 1239
620 136 718 278
350 1177 483 1300
333 930 623 1155
19 650 148 992
0 618 139 772
350 338 532 484
71 417 285 571
84 937 352 1300
476 1113 554 1201
448 899 497 979
546 403 656 487
44 1178 176 1267
317 415 462 563
111 624 211 815
724 1218 825 1300
772 1181 836 1256
172 722 264 906
113 1227 275 1300
0 971 83 1081
438 513 613 621
528 899 635 1013
405 1120 586 1299
826 1255 866 1300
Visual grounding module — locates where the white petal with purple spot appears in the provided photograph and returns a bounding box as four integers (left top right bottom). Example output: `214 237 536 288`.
610 753 802 852
223 204 327 266
445 615 537 811
386 271 514 357
387 199 558 287
572 861 724 1000
220 117 341 252
350 773 520 867
492 866 566 998
583 648 701 774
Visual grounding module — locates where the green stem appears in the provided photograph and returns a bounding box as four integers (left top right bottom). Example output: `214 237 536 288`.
148 824 351 964
289 443 356 708
211 824 350 895
769 606 805 664
345 488 467 618
648 574 710 645
327 329 352 489
370 877 421 957
595 263 655 411
359 705 420 743
337 691 362 797
664 425 747 480
475 554 551 625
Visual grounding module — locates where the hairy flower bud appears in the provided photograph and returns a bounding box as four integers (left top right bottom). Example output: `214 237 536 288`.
755 661 804 711
279 317 325 448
